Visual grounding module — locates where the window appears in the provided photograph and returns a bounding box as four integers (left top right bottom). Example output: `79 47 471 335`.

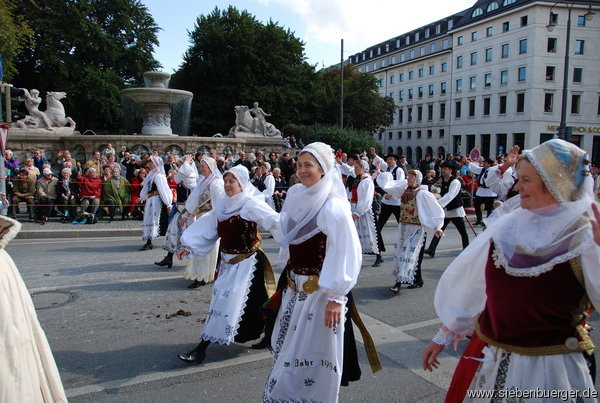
546 66 555 81
428 104 433 120
573 67 582 83
578 15 586 26
456 79 463 91
429 84 434 96
485 48 493 62
392 56 396 64
399 109 404 122
408 107 413 122
379 79 384 87
455 101 462 118
420 47 425 56
502 21 509 32
571 94 581 114
389 132 393 139
441 82 447 94
487 27 493 37
547 38 557 53
429 66 435 75
427 129 433 139
442 39 449 49
370 50 373 58
469 99 476 117
401 53 406 62
470 76 476 89
417 106 423 121
416 32 420 41
419 68 424 77
516 93 525 113
518 66 526 82
519 39 527 54
485 73 492 87
457 56 463 68
483 97 491 115
575 40 585 55
410 49 415 59
406 36 410 45
409 89 414 100
378 133 382 141
390 75 395 84
499 95 507 114
440 103 446 119
418 86 423 98
409 71 414 79
472 31 478 41
437 24 441 34
439 129 445 138
430 43 436 53
398 131 402 139
500 70 508 84
441 62 447 72
458 36 463 45
365 65 369 72
471 52 477 65
487 2 499 12
502 43 509 58
373 62 378 70
472 8 483 18
407 130 412 139
381 60 386 67
544 93 554 112
417 130 422 139
521 15 528 26
425 28 430 38
386 44 389 52
550 12 558 25
503 0 516 5
399 90 404 101
400 73 404 82
389 92 395 99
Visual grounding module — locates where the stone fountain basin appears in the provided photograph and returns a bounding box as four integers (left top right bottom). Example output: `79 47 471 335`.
121 88 193 105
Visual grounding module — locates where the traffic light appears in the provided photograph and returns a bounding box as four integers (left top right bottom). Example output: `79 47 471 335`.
9 87 26 122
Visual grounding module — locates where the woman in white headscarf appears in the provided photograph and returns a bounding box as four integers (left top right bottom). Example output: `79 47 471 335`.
176 165 279 364
423 139 600 402
139 155 173 251
350 159 381 265
263 142 362 403
155 155 199 268
180 156 225 288
376 168 445 293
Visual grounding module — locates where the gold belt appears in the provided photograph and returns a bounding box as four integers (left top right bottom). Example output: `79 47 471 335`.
147 190 159 197
287 271 320 294
222 233 262 265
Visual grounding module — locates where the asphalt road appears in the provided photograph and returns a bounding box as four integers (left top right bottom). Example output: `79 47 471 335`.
8 222 600 402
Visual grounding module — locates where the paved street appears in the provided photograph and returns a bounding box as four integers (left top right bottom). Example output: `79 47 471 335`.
9 221 600 402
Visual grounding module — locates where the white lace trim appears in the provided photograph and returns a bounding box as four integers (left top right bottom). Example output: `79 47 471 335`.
432 327 455 346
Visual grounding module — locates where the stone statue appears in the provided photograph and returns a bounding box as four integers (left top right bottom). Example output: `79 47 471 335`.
21 89 53 130
44 91 76 129
15 89 76 133
228 102 281 138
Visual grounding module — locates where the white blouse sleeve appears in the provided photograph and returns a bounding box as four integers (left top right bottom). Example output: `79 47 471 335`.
436 179 461 209
175 161 196 184
468 162 483 175
209 178 225 205
240 196 280 239
416 188 445 231
434 232 492 338
486 165 515 200
140 181 150 200
373 155 388 172
184 183 202 215
338 162 355 177
317 198 362 302
355 177 374 216
180 209 219 256
376 171 407 198
580 242 600 310
263 174 275 199
154 174 173 206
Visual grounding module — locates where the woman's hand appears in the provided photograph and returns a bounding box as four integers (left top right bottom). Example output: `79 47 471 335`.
422 341 444 371
434 229 444 238
324 300 343 328
177 249 189 260
179 216 188 227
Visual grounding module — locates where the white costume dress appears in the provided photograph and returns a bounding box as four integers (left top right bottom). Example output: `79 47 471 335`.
140 156 173 241
0 217 67 402
162 161 198 253
377 172 444 284
351 173 378 254
264 142 362 403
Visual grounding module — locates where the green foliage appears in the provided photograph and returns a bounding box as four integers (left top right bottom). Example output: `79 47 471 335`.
283 124 379 155
10 0 160 132
170 6 316 136
0 0 34 81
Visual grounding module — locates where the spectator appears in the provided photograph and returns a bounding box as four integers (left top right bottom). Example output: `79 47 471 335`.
419 155 433 177
233 151 251 171
423 170 438 189
251 150 266 170
119 145 128 160
164 153 178 174
56 150 72 172
32 149 48 173
4 149 19 177
267 151 279 171
209 148 218 160
77 167 102 224
56 168 78 222
9 168 36 221
84 151 102 174
251 162 275 209
121 152 139 182
35 168 58 221
21 158 40 180
279 152 295 183
102 143 116 158
100 164 112 187
272 167 287 212
130 168 147 220
105 153 117 172
102 167 131 221
63 160 80 180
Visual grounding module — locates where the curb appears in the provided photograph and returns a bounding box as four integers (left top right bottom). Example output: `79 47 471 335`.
16 228 143 240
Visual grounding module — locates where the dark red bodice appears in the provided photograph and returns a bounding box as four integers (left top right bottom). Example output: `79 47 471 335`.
217 215 259 254
287 232 327 276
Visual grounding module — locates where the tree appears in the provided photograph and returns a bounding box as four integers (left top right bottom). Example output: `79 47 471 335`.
10 0 160 132
311 64 396 134
170 6 316 136
0 1 34 81
283 124 379 155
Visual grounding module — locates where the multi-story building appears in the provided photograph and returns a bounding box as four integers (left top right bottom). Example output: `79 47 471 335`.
351 0 600 164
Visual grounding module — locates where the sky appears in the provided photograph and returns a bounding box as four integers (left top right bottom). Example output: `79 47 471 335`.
141 0 475 73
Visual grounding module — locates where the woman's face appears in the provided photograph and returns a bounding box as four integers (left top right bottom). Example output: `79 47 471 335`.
199 160 211 177
104 167 111 176
62 171 71 180
146 161 155 172
88 170 97 179
139 169 147 179
112 169 120 178
353 160 363 176
297 152 324 188
407 173 416 187
223 173 243 196
514 160 558 210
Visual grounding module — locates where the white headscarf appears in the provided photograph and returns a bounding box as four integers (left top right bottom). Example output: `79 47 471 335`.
215 165 260 221
175 159 199 189
485 139 594 276
278 142 348 247
143 155 166 189
193 156 221 194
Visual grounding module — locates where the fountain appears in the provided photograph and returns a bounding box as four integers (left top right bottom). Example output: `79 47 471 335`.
120 71 193 136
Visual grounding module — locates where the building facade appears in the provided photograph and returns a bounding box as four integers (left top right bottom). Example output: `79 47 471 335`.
352 0 600 164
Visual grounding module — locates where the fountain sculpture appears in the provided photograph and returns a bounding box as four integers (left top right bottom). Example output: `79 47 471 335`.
120 71 192 136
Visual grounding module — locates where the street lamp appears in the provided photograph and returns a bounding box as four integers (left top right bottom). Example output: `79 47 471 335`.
545 0 594 142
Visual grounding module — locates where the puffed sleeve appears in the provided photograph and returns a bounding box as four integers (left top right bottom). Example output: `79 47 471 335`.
209 178 225 205
376 171 407 198
263 174 275 198
372 155 388 172
355 177 374 216
434 232 492 339
580 241 600 310
175 161 196 184
338 162 355 177
468 161 483 175
317 198 362 302
154 174 173 206
180 209 219 256
416 188 445 231
140 180 149 200
240 196 280 240
486 165 516 200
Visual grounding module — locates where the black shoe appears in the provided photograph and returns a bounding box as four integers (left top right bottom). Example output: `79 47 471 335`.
187 279 206 289
155 255 173 268
407 280 424 289
424 249 435 258
372 257 384 267
473 221 482 226
251 336 270 350
389 282 401 294
140 242 153 251
178 344 207 364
